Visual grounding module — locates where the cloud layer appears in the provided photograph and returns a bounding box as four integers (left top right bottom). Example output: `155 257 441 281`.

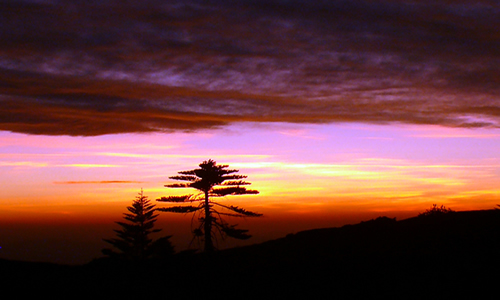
1 0 499 135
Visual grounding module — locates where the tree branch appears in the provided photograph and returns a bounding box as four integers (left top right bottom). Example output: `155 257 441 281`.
220 223 252 240
156 195 195 202
156 206 203 213
213 203 263 217
165 183 192 188
221 175 247 180
169 175 197 181
220 180 251 186
211 187 260 197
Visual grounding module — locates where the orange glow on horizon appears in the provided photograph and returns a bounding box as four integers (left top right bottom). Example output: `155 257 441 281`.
2 123 500 264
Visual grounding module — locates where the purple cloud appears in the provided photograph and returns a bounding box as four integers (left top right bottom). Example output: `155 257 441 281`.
1 0 499 135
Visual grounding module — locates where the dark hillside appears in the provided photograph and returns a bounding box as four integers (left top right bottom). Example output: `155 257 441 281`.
2 209 499 297
207 210 500 296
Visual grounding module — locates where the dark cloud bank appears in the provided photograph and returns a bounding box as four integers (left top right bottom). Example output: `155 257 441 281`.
1 0 499 136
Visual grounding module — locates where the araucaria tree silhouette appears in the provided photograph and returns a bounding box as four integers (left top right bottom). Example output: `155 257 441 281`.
157 159 262 253
102 189 174 261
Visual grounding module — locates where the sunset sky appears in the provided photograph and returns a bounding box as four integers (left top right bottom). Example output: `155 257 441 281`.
1 0 500 264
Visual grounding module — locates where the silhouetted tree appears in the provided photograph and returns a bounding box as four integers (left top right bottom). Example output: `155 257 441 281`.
157 159 262 253
102 189 174 261
418 204 455 217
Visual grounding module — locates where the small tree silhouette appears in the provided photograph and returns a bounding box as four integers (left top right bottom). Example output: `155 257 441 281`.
102 189 174 261
418 204 455 217
156 159 262 253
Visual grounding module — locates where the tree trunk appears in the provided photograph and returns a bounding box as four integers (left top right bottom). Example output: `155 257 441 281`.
204 190 214 253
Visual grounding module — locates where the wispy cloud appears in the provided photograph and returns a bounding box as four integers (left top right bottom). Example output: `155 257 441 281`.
61 164 121 168
95 152 270 159
0 161 49 168
53 180 143 185
1 0 499 136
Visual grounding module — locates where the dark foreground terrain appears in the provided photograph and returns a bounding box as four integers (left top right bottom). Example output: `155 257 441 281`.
2 209 500 298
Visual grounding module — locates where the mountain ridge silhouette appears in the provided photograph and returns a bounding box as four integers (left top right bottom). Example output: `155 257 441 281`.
2 209 499 297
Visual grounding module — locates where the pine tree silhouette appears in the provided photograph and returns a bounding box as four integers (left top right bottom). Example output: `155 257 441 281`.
102 189 174 260
157 159 262 253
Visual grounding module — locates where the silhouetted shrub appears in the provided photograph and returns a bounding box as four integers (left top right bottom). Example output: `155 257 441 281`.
418 204 454 217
